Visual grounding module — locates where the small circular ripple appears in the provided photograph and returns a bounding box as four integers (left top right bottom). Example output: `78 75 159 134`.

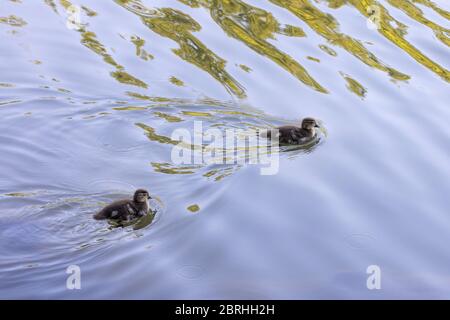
344 233 376 250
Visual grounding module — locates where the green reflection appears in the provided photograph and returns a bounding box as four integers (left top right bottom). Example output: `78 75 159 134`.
126 92 173 103
412 0 450 20
324 0 450 82
182 111 212 117
238 64 252 72
131 35 154 60
151 162 201 175
45 0 149 89
386 0 449 47
108 210 155 230
135 122 178 145
111 70 148 88
81 5 97 17
4 192 36 197
116 0 247 98
340 72 367 98
113 106 148 111
202 166 240 181
154 112 183 123
307 56 321 62
118 100 325 181
319 44 338 56
41 0 449 97
178 0 328 93
0 15 27 27
187 204 200 212
44 0 59 13
170 76 185 86
271 0 410 81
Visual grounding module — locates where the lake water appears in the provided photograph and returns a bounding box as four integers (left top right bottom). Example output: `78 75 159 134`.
0 0 449 299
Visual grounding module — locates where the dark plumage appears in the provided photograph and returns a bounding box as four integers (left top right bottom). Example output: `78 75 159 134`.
94 189 151 221
265 117 320 145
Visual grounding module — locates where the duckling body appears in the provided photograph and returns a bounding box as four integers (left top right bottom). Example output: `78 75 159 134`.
277 126 315 144
265 118 320 145
94 189 151 221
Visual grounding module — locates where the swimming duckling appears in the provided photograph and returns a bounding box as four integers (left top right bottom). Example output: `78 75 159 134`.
265 117 320 145
94 189 151 221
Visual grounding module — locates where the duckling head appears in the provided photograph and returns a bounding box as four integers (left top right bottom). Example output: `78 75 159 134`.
134 189 151 203
301 117 320 130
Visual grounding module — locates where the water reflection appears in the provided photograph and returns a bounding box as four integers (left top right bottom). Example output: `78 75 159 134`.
108 209 157 230
128 101 326 180
117 0 247 98
111 0 450 95
36 0 450 96
0 15 27 27
339 71 367 98
323 0 449 82
1 0 450 299
270 0 411 81
177 0 328 93
47 0 149 88
386 0 449 48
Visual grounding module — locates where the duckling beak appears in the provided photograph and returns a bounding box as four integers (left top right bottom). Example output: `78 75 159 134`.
148 195 152 199
314 124 320 128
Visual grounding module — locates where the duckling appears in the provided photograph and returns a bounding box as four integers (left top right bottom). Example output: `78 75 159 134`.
94 189 151 221
265 117 320 145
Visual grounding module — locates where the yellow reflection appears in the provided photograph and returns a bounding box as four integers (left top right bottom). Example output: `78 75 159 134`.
169 76 185 86
326 0 449 82
386 0 450 47
111 70 148 88
0 15 27 27
135 122 178 145
270 0 410 81
340 72 367 98
151 162 201 175
44 0 59 13
125 101 325 181
116 0 247 98
126 91 174 103
182 111 212 117
238 64 252 72
319 44 338 56
113 106 148 111
187 204 200 212
81 5 97 17
178 0 328 93
154 112 183 123
412 0 450 20
46 0 149 89
131 35 154 60
307 56 321 62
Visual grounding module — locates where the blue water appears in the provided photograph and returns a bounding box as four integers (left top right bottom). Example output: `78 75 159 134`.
0 0 449 299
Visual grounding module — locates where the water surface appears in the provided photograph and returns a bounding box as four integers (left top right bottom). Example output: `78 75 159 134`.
0 0 449 299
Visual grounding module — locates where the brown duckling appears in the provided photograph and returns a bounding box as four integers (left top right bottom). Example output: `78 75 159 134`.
265 117 320 145
94 189 151 221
